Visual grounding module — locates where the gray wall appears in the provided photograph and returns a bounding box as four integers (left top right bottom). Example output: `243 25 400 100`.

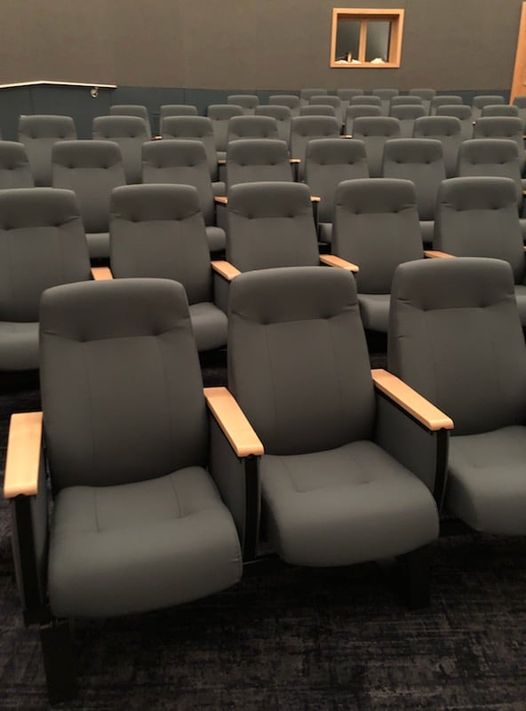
0 0 523 91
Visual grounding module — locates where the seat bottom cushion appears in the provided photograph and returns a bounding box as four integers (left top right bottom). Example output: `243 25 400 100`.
419 220 435 246
358 294 390 333
189 301 228 351
206 226 226 253
446 425 526 534
514 285 526 326
86 232 110 259
0 321 39 371
261 440 438 567
49 466 242 618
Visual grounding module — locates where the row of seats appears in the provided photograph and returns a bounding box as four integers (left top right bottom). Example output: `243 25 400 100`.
4 256 525 703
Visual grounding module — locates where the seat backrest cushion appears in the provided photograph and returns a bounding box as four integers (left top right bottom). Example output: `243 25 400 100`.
226 139 292 187
0 141 34 189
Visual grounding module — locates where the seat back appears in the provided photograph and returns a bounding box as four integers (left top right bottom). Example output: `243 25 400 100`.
110 184 211 304
0 188 90 322
333 178 423 294
226 182 319 271
473 117 525 167
390 105 426 137
228 267 375 455
290 116 341 167
142 140 215 225
337 89 364 112
52 140 125 234
0 141 34 189
481 104 519 118
227 115 279 142
457 139 522 202
226 139 292 188
352 117 401 177
110 105 151 137
227 94 259 114
161 116 218 180
430 95 463 114
350 95 382 107
92 115 148 184
300 105 337 118
434 176 524 283
436 105 473 140
413 116 463 177
310 95 343 123
472 95 505 121
41 278 207 490
390 96 424 109
207 104 244 152
372 89 399 115
18 115 76 186
383 138 446 220
269 95 300 116
160 104 199 128
513 95 526 128
304 138 369 223
300 88 327 106
345 105 382 134
389 258 526 436
255 105 292 143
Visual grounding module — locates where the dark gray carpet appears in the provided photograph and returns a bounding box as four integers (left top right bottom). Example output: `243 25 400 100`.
1 360 526 710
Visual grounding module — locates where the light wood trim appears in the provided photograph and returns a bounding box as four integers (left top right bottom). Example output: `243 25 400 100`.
290 158 301 164
424 250 456 259
152 135 163 141
218 159 226 165
215 195 228 205
4 412 43 499
511 2 526 103
342 134 353 138
320 254 359 273
330 8 405 69
372 369 454 431
358 20 368 64
91 267 114 280
204 387 264 457
389 10 405 66
311 196 321 203
211 260 241 281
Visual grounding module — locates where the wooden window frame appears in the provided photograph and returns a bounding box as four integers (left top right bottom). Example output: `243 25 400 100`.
330 8 405 69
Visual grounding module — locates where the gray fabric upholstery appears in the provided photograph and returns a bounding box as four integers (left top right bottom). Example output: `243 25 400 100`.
472 95 505 121
482 105 519 118
161 116 218 180
226 139 292 188
300 88 327 106
457 139 523 203
227 116 279 142
226 182 319 271
337 89 364 113
93 116 148 184
300 105 337 118
419 220 435 244
436 105 474 141
390 105 427 137
390 96 424 108
413 116 462 178
409 88 436 115
310 95 343 124
353 117 401 178
49 465 242 617
0 187 90 370
110 105 151 138
18 115 76 187
227 95 259 115
110 184 226 351
372 89 399 116
290 116 341 177
350 96 382 107
389 258 526 436
383 138 446 221
430 96 463 115
345 105 382 134
473 117 525 167
357 294 391 333
269 95 300 116
255 105 292 144
513 96 526 129
0 141 34 189
304 139 369 225
52 140 126 259
207 105 244 152
160 104 199 132
206 225 226 253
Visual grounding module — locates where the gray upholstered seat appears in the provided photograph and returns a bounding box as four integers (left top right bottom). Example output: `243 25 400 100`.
482 104 519 118
18 115 76 187
268 94 301 117
52 140 126 259
350 95 382 108
457 139 523 203
345 105 382 134
390 96 424 109
290 116 341 178
227 94 259 115
300 88 327 106
110 104 152 138
161 115 218 180
434 176 526 324
383 138 446 245
389 257 526 534
390 105 426 137
207 104 244 159
337 88 364 113
304 138 369 243
0 188 91 370
372 89 399 115
471 95 505 121
227 115 279 142
310 95 343 124
353 117 401 177
255 105 292 144
473 117 525 168
430 95 463 115
513 95 526 129
0 141 34 189
332 178 423 332
160 104 199 133
110 184 227 351
228 266 440 571
413 116 463 177
436 105 474 141
226 139 292 188
142 139 225 252
409 89 436 115
300 105 337 118
92 115 148 184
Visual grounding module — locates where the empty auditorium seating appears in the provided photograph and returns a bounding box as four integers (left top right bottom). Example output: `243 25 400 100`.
18 115 76 186
430 95 463 114
161 115 219 181
436 104 474 140
92 115 148 184
457 139 524 203
473 116 525 168
255 105 292 144
345 105 383 134
300 105 337 118
471 95 505 121
310 95 343 124
0 141 34 188
207 104 244 160
413 116 463 177
225 139 292 188
110 104 152 137
227 94 259 114
352 116 401 178
372 88 399 115
227 115 279 142
390 105 426 137
290 116 340 178
268 94 301 116
409 88 436 114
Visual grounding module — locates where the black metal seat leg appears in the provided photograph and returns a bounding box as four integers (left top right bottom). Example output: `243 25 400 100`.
39 618 78 704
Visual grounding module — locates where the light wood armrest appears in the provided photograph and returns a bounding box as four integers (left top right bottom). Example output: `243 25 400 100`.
4 412 43 499
320 254 359 273
91 267 114 280
214 195 228 205
211 260 241 281
152 135 163 141
218 159 226 165
341 134 353 139
424 250 456 259
311 196 320 203
204 387 264 457
372 369 454 432
289 158 301 164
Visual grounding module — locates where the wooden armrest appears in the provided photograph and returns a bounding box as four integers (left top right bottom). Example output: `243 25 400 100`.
211 260 241 281
372 369 454 432
204 387 264 457
289 158 301 164
218 159 226 165
152 135 163 141
320 254 359 273
424 250 455 259
311 196 320 203
91 267 114 280
214 195 228 205
341 134 353 139
4 412 43 499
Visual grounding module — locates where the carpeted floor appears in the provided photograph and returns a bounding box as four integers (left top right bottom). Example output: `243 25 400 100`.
1 360 526 710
